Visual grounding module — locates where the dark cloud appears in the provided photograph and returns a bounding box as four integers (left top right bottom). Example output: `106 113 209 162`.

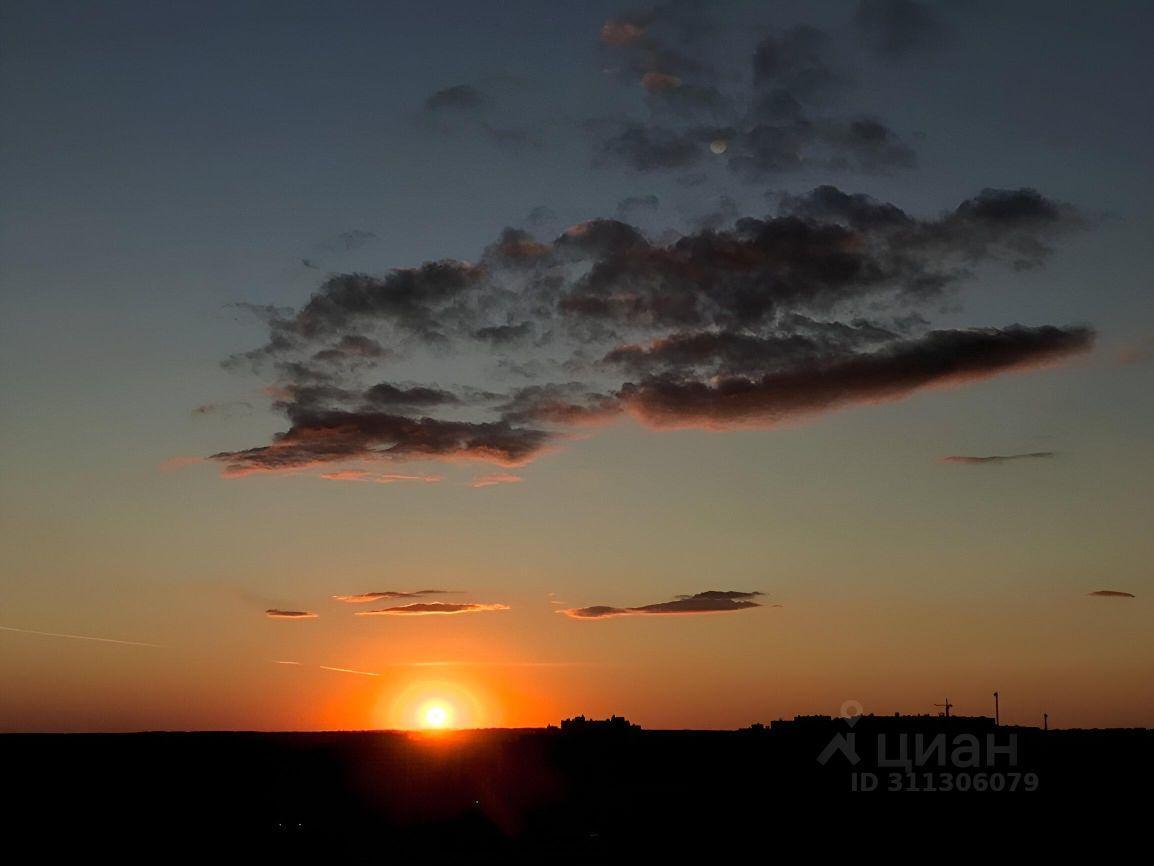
291 263 483 341
354 602 510 616
420 83 539 148
363 383 460 410
557 218 650 259
597 124 706 172
497 384 622 427
474 322 534 345
776 185 913 228
619 327 1091 429
210 186 1091 476
687 194 740 231
752 25 838 100
854 0 952 58
558 187 1082 331
587 3 932 179
1088 590 1136 598
210 412 551 476
424 84 491 113
334 590 456 603
941 452 1055 465
604 319 896 378
311 335 392 366
562 590 766 619
265 609 318 619
415 4 959 180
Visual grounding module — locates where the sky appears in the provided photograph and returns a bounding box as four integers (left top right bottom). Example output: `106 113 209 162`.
1 0 1152 732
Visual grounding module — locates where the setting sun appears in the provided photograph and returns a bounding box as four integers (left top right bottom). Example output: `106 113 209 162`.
421 702 452 729
377 679 496 730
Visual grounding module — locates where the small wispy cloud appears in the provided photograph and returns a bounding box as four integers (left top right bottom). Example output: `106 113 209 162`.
333 590 456 603
319 471 443 484
1088 590 1135 598
561 590 767 619
469 473 523 488
265 609 319 619
354 602 510 616
940 452 1055 465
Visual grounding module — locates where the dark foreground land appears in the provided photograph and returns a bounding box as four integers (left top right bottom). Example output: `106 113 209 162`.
3 717 1150 857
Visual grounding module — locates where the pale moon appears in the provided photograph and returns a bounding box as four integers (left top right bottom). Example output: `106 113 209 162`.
709 138 728 155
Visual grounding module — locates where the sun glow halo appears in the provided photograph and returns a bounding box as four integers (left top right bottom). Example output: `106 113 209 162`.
421 702 452 729
378 678 494 731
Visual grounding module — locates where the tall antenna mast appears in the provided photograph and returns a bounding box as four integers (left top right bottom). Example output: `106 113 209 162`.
1043 713 1049 732
993 691 1000 726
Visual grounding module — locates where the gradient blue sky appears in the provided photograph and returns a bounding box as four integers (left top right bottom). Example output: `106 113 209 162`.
1 1 1152 731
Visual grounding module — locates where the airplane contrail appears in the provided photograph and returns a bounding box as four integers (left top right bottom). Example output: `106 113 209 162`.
318 665 382 677
0 625 162 648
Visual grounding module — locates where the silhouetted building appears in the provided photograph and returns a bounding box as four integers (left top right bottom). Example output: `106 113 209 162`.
559 715 640 733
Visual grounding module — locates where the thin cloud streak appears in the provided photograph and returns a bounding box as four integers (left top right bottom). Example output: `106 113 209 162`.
333 590 457 603
354 602 510 616
402 660 595 668
319 470 443 484
941 451 1055 465
469 473 523 488
0 624 161 648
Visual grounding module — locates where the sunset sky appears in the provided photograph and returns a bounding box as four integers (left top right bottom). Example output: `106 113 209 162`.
1 0 1152 732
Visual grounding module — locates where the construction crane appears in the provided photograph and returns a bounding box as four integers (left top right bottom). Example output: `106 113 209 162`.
993 691 1000 726
934 699 953 719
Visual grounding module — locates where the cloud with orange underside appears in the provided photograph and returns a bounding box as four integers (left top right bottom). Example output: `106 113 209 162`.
320 470 442 483
619 327 1092 431
354 602 510 616
265 609 318 619
561 590 769 619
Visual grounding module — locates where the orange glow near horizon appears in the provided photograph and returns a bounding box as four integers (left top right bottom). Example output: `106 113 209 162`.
420 702 451 729
379 679 491 730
